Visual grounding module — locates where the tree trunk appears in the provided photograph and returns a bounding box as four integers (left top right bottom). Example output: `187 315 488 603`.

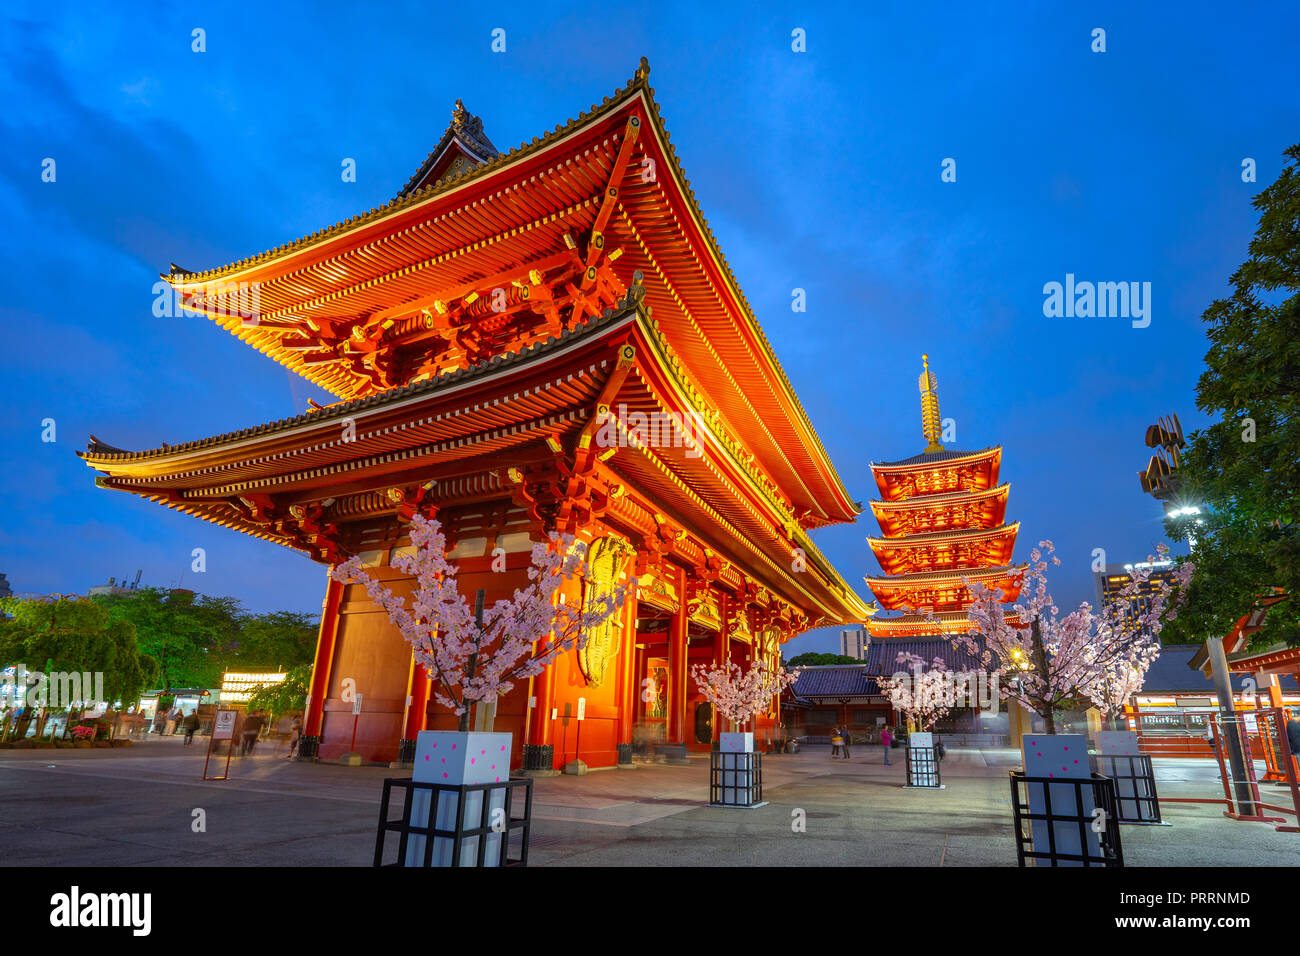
459 588 487 734
1030 619 1055 734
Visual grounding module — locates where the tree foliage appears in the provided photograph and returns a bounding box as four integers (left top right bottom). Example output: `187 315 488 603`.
0 596 158 709
1163 142 1300 649
243 663 312 720
92 588 317 690
784 652 861 666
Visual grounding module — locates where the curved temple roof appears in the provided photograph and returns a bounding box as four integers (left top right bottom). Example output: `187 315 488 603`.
162 58 860 529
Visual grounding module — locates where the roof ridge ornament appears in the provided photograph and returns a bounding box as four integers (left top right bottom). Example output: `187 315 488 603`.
918 353 943 453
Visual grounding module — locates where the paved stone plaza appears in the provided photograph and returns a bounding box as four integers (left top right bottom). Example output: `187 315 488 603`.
3 737 1298 866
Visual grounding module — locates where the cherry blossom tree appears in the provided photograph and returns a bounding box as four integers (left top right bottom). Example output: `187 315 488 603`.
877 652 955 731
691 658 798 732
331 514 630 732
950 540 1193 734
1087 658 1147 725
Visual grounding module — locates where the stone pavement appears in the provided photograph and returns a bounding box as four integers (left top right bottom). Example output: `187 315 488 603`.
3 736 1299 866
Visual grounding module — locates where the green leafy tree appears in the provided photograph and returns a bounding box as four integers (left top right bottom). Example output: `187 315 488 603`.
0 596 158 735
785 652 862 666
234 611 317 670
93 588 240 689
243 664 311 721
1163 142 1300 649
93 589 318 694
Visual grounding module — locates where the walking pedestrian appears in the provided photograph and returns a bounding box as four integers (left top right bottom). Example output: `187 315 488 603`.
830 726 842 759
842 727 852 760
288 715 302 759
182 709 200 746
881 724 894 765
240 711 264 756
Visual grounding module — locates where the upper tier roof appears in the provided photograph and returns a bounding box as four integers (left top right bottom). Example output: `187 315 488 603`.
161 58 859 527
80 291 872 626
871 446 1000 471
875 448 985 467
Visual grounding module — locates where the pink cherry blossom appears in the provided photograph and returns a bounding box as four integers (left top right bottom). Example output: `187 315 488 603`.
330 515 630 732
915 540 1193 732
690 659 798 730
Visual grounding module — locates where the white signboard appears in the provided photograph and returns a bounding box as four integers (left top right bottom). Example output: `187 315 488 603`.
1095 731 1157 822
353 693 363 716
1023 734 1099 866
576 697 586 721
1097 730 1139 755
213 710 238 741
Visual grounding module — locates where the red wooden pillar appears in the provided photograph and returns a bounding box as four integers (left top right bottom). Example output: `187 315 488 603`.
303 575 343 747
615 578 639 757
401 658 430 742
712 591 729 742
667 565 688 745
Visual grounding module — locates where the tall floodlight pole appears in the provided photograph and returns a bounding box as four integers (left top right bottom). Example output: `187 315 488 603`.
1137 414 1254 814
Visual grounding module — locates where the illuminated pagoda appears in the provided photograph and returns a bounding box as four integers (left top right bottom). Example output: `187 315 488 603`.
864 356 1024 652
79 60 872 769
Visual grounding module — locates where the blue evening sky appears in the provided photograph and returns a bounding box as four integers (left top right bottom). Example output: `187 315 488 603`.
1 2 1296 649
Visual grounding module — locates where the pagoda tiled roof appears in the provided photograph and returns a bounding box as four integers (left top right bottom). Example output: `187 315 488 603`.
789 665 880 699
868 521 1019 548
874 448 989 467
865 563 1025 587
863 635 992 674
869 484 1009 512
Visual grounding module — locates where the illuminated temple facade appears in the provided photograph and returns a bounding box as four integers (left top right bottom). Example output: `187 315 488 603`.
864 356 1023 659
79 61 871 769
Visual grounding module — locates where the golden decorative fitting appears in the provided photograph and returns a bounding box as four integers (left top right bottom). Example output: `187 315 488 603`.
433 300 448 314
545 436 563 453
919 353 944 453
506 467 524 483
463 292 479 305
385 487 404 504
529 269 543 285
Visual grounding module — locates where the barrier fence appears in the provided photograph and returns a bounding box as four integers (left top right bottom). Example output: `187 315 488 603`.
1155 708 1300 833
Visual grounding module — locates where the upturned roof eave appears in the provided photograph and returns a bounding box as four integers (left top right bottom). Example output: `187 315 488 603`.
159 60 860 526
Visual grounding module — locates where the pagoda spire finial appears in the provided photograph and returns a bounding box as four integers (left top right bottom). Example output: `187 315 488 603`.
919 353 943 452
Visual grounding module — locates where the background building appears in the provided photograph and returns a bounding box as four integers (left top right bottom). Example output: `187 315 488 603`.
840 628 868 660
1093 561 1182 641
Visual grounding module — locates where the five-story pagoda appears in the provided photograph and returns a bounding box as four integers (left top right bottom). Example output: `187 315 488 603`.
864 356 1024 650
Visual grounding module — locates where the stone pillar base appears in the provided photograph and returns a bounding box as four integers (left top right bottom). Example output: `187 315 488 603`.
616 742 636 769
297 734 321 761
521 743 555 777
658 742 689 765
